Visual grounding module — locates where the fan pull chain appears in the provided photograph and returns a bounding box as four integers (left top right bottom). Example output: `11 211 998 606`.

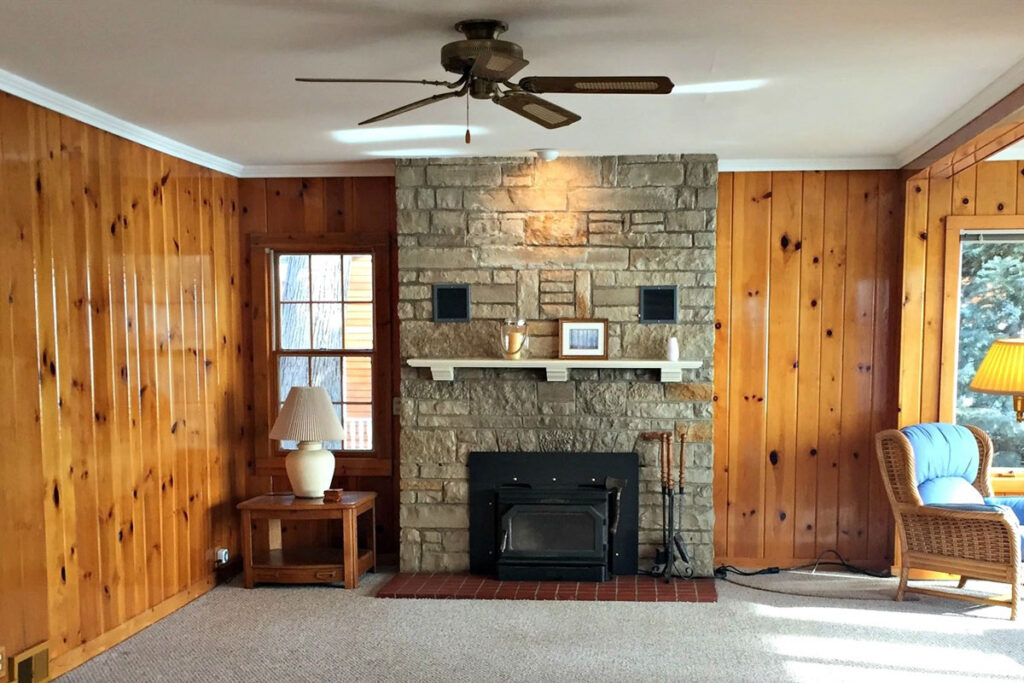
465 96 471 144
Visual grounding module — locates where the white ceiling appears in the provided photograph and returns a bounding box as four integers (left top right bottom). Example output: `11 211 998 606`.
2 0 1024 175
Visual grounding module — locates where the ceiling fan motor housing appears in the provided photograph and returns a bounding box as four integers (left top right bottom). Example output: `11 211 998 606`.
441 39 524 79
442 18 523 90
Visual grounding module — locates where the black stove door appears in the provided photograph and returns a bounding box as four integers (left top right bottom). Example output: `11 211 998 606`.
499 503 607 566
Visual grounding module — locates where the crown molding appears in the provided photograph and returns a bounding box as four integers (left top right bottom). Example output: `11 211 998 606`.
0 68 401 178
237 160 395 178
3 67 969 178
896 56 1024 168
718 157 897 172
0 67 245 176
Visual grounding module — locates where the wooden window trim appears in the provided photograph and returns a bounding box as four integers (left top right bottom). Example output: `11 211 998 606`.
250 232 393 478
940 215 1024 486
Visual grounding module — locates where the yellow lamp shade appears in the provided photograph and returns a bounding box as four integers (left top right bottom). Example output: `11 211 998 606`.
970 338 1024 395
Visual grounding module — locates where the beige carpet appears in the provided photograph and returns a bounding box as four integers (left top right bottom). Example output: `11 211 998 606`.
57 571 1024 682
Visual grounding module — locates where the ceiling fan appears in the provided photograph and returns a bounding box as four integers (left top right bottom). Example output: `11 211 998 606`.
296 19 674 131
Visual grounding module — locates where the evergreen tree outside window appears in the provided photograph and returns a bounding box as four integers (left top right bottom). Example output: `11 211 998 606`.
955 236 1024 468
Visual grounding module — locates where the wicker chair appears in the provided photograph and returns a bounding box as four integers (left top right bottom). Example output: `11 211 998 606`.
875 423 1023 618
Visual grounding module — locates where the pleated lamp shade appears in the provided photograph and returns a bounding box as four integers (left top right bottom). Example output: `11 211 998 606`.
270 386 345 442
970 339 1024 395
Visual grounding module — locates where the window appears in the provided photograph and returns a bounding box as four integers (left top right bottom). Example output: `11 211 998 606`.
274 252 375 452
944 218 1024 469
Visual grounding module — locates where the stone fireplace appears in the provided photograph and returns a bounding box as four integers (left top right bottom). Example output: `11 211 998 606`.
396 155 716 576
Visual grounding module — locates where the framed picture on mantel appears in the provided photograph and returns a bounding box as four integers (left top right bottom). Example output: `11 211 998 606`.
558 318 609 360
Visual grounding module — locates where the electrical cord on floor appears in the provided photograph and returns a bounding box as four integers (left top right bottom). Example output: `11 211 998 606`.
712 550 895 601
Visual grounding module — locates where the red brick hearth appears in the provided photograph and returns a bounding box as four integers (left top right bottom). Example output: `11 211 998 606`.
376 574 717 603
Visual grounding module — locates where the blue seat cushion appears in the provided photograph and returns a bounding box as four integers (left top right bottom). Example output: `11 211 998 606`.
989 497 1024 558
919 476 984 505
901 423 980 487
985 496 1024 525
934 500 1024 558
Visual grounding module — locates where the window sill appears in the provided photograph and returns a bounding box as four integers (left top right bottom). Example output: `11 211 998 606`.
992 472 1024 495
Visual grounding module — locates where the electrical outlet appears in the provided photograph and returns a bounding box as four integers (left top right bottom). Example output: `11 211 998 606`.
215 548 229 565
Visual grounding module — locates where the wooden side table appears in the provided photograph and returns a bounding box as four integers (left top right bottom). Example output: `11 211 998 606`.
237 492 376 589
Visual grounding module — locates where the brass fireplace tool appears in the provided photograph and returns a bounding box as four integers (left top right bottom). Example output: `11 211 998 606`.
639 429 693 581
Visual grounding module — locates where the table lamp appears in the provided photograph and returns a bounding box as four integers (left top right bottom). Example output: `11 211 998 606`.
970 338 1024 422
270 386 345 497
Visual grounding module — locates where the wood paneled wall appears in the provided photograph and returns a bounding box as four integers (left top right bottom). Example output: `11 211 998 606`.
715 171 903 568
237 177 399 560
899 160 1024 425
0 91 250 674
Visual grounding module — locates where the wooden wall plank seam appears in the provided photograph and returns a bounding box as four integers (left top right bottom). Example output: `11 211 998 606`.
764 171 802 561
793 171 825 559
835 171 878 561
725 171 771 559
712 172 734 559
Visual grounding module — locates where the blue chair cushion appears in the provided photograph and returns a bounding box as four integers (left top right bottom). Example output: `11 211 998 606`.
935 500 1024 558
901 423 980 494
919 476 984 505
985 496 1024 525
990 497 1024 558
926 503 1006 513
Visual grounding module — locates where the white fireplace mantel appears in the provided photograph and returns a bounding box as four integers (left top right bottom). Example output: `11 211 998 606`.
406 358 703 383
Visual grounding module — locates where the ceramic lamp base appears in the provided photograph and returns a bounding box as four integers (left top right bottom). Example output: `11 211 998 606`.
284 441 336 498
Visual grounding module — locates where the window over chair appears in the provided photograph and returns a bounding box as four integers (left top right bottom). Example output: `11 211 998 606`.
943 220 1024 468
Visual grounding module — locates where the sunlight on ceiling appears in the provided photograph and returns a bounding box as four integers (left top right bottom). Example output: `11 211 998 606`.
672 79 769 94
364 148 462 157
332 125 486 144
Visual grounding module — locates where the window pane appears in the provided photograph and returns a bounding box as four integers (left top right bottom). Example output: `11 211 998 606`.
955 240 1024 467
312 356 342 402
343 356 372 403
344 403 373 450
312 303 343 349
344 303 373 349
311 254 342 302
278 356 309 401
279 303 311 350
278 255 310 302
344 254 373 302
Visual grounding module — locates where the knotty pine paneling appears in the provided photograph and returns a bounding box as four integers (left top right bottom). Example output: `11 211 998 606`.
899 160 1024 425
237 177 399 562
715 170 903 568
0 90 250 672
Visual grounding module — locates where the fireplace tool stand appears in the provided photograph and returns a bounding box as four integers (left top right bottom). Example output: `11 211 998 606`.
639 430 693 581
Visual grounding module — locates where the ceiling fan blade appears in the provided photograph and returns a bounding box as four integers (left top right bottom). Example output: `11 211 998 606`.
519 76 675 95
470 49 529 81
494 92 580 129
358 89 464 125
296 77 454 86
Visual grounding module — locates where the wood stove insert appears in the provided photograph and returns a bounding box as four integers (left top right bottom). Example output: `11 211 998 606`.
469 452 639 581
